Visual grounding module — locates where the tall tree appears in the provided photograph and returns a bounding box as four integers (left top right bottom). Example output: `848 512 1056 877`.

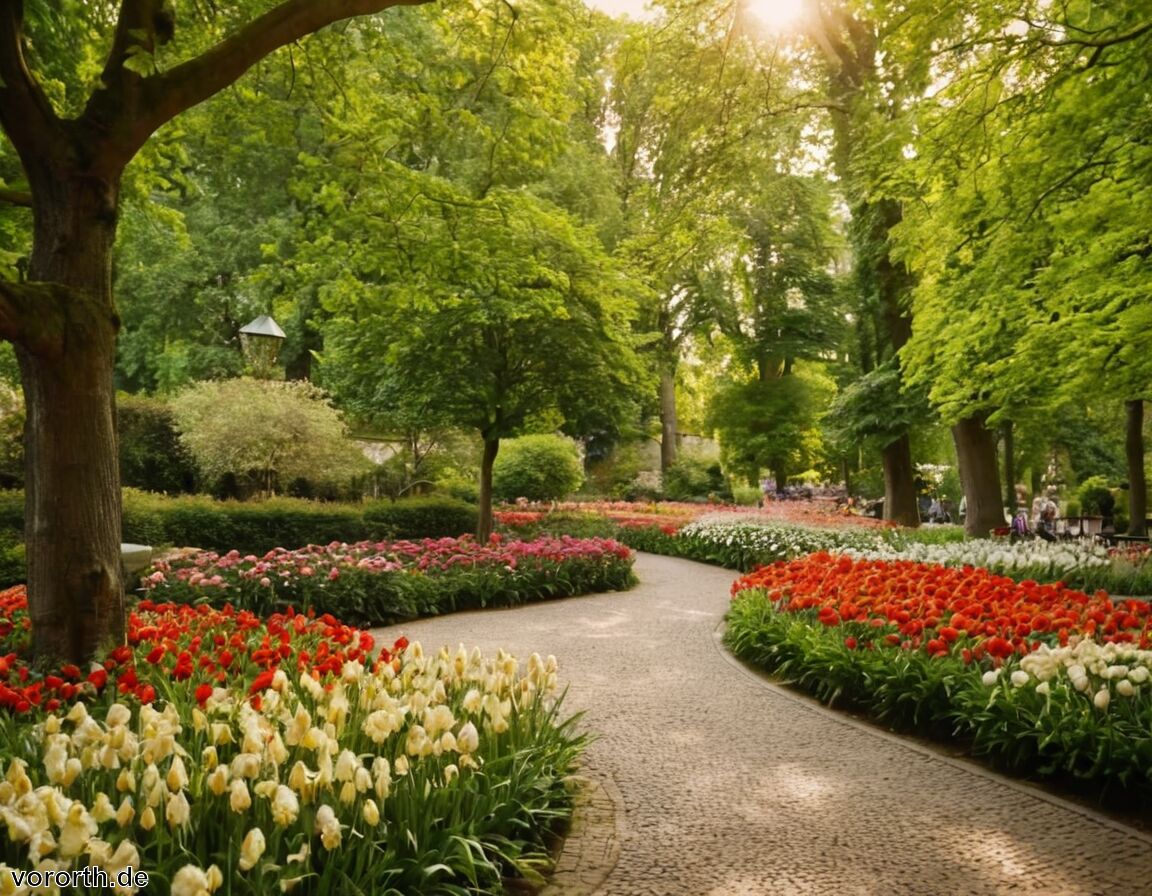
608 4 802 471
808 0 940 527
895 0 1152 535
319 187 647 541
0 0 425 663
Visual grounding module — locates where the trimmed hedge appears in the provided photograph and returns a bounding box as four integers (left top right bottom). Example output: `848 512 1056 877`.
129 493 478 552
361 497 479 541
0 491 480 580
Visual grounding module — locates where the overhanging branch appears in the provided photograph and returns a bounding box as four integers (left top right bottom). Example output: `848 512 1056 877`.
134 0 431 146
0 188 32 208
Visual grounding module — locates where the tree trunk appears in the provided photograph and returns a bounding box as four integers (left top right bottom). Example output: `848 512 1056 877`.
881 433 919 526
20 167 125 662
1001 420 1016 513
953 415 1004 538
1126 399 1147 537
477 437 499 543
659 365 678 472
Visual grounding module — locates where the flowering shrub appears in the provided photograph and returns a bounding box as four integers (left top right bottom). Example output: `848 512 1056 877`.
140 536 636 625
727 554 1152 796
0 588 583 891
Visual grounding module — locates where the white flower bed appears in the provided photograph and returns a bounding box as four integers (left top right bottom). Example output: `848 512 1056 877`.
986 638 1152 710
842 538 1111 579
680 517 883 560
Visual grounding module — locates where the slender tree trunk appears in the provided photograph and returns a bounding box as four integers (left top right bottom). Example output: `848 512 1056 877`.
772 463 786 497
477 437 499 543
21 167 124 662
1126 399 1147 537
881 433 919 526
953 415 1004 537
659 365 678 472
1001 420 1016 513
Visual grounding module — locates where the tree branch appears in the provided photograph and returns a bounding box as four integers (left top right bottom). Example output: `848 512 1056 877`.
100 0 171 86
0 188 32 208
131 0 430 151
1041 21 1152 50
0 0 62 162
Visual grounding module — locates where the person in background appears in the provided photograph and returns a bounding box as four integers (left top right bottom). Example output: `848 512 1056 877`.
1030 492 1048 531
1034 490 1058 541
1036 502 1058 541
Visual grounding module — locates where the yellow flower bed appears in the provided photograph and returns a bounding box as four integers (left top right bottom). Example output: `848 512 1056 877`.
0 642 580 895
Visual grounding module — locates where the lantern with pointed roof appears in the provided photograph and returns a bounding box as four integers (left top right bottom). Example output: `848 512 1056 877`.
239 314 286 378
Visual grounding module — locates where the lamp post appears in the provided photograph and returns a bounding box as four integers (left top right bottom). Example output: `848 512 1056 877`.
239 314 286 379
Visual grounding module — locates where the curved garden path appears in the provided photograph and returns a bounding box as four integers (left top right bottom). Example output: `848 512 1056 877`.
372 553 1152 895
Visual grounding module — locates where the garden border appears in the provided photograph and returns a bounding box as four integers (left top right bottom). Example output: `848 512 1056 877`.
709 619 1152 842
541 764 624 896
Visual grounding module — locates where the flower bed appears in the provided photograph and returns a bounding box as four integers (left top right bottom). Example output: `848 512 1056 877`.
843 537 1152 596
672 518 887 570
589 507 1148 593
726 553 1152 797
0 586 583 892
141 535 636 626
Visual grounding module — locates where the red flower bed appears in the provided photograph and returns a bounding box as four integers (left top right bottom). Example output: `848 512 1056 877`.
0 585 391 715
493 511 546 528
614 518 680 535
732 552 1152 660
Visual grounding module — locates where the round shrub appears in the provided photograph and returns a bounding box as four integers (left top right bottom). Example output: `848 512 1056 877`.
493 435 584 502
662 455 730 502
1076 475 1114 516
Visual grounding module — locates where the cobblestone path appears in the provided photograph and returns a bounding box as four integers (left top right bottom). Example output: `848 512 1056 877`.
373 553 1152 896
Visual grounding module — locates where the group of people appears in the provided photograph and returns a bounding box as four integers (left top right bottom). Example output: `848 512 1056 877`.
1010 490 1059 541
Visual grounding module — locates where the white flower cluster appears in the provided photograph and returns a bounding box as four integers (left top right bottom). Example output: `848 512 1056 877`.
983 639 1152 711
680 518 879 560
844 538 1112 577
0 642 561 895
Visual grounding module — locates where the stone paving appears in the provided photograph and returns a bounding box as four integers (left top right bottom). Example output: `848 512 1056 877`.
372 553 1152 895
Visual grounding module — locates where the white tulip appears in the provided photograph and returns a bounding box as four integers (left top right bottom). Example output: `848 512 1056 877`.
229 780 252 813
170 865 211 896
238 828 266 872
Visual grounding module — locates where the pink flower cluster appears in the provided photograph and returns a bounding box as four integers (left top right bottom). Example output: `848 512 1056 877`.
142 535 632 594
